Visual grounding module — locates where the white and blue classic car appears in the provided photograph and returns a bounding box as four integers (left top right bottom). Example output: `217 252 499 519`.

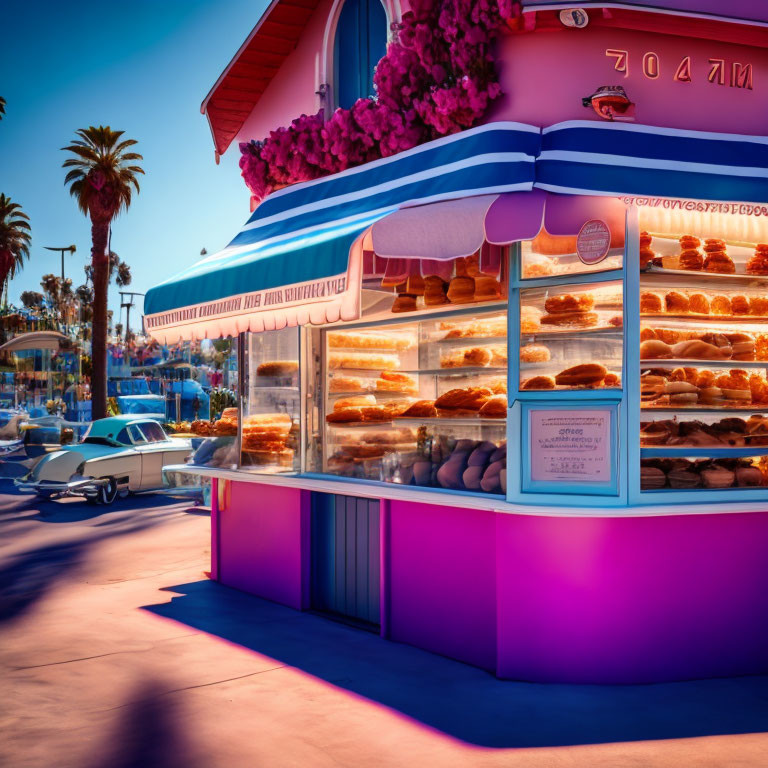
15 415 192 504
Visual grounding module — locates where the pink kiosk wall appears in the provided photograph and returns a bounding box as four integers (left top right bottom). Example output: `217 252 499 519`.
212 480 768 684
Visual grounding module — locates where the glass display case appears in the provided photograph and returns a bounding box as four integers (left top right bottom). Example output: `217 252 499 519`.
638 228 768 491
240 328 300 472
518 279 623 391
520 230 624 280
311 306 508 495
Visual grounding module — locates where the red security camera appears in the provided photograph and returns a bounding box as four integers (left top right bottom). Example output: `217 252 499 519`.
582 86 635 121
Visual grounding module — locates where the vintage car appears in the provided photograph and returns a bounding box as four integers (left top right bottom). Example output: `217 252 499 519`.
15 415 192 504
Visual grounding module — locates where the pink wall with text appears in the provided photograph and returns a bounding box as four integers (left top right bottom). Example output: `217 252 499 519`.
488 25 768 135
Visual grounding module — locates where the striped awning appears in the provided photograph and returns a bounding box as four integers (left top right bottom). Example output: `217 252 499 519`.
146 120 768 341
537 121 768 204
144 122 539 341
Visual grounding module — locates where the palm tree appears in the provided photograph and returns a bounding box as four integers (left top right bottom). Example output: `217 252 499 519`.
0 97 6 120
0 194 31 301
61 126 143 419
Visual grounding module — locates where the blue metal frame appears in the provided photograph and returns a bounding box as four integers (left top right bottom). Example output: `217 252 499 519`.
506 225 629 507
519 399 620 496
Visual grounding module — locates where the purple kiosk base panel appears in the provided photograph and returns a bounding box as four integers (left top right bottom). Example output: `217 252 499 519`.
210 479 768 684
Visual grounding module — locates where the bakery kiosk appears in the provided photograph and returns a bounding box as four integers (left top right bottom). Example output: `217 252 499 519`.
146 2 768 682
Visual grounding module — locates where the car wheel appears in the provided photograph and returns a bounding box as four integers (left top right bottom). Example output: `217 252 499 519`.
97 478 118 506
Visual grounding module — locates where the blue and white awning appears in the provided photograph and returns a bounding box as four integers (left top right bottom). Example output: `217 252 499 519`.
537 121 768 203
145 119 768 341
144 122 539 341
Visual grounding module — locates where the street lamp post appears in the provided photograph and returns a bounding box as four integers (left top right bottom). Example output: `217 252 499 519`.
119 291 145 339
44 244 77 281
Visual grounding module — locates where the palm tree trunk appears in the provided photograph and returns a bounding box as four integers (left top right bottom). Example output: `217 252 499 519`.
90 218 110 420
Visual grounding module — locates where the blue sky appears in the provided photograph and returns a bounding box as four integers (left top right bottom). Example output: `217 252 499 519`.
1 0 268 330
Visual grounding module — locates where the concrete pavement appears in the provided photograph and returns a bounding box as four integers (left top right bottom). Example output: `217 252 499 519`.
2 480 768 767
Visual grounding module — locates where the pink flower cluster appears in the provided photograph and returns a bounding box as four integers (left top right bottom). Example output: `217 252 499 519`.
239 0 520 202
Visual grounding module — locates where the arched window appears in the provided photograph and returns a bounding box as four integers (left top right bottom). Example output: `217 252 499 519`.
333 0 387 110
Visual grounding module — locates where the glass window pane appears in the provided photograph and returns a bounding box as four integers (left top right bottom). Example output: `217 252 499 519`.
127 425 146 444
138 421 166 443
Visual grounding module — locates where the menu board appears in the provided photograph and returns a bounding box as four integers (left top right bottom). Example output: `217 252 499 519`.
528 408 613 487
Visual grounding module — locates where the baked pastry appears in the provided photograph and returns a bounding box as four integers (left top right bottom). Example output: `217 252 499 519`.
640 231 652 248
521 375 555 390
376 371 418 395
679 235 701 249
639 246 655 270
489 377 507 394
603 372 621 387
520 344 550 363
703 251 735 274
424 276 449 306
665 291 689 314
640 339 673 359
703 238 726 251
360 405 391 422
257 361 299 377
746 247 768 276
701 466 735 488
555 363 607 387
391 293 418 313
731 294 750 315
327 332 413 350
328 352 400 370
749 373 768 404
544 293 595 314
640 292 663 313
679 249 703 271
711 295 732 315
399 400 437 418
435 386 492 417
490 345 507 366
640 327 657 342
329 376 366 392
668 468 702 489
474 275 502 302
689 293 711 315
757 334 768 361
665 380 698 405
749 296 768 316
699 386 723 404
479 394 507 418
334 394 376 410
522 254 554 278
736 466 764 487
406 273 425 296
382 400 413 418
540 311 598 327
326 408 364 424
446 276 475 304
641 466 667 490
520 306 542 334
671 339 732 360
727 332 756 361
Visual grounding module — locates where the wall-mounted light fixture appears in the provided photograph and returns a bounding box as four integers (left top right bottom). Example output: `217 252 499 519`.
582 85 635 121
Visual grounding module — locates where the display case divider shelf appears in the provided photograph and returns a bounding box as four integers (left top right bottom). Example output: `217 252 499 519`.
432 336 507 345
642 405 768 413
512 268 624 289
644 266 768 283
513 388 623 401
640 314 768 323
640 447 768 458
330 366 507 376
394 417 506 426
640 359 768 368
522 325 622 338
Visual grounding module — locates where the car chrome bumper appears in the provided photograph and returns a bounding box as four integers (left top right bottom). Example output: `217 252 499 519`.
14 476 109 497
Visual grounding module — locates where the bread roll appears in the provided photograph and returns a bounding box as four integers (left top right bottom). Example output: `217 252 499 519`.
640 339 673 359
671 340 732 360
555 363 607 387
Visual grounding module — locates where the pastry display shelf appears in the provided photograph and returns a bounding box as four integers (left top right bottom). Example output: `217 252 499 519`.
640 447 768 458
640 359 768 368
640 313 768 323
520 360 621 371
431 335 507 346
522 325 622 337
642 405 768 413
643 266 768 284
395 416 506 426
330 366 507 376
326 417 506 428
328 389 416 397
252 385 301 392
